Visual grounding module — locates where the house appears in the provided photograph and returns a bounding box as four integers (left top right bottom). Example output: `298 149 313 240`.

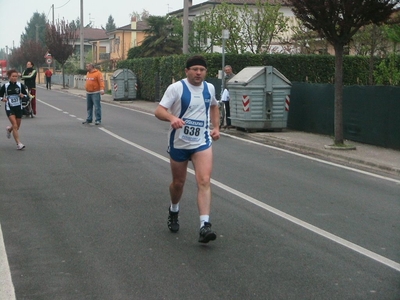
73 27 109 63
72 18 149 67
107 17 149 65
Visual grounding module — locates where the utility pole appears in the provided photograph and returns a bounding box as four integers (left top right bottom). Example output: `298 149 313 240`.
80 0 84 69
221 30 229 92
182 0 190 54
52 4 56 71
5 46 8 71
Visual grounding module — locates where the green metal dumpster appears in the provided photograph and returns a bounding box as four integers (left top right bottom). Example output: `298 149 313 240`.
112 69 137 100
227 66 292 131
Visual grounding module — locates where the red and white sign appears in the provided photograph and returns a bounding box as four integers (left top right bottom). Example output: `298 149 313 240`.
114 83 118 91
285 95 290 111
242 95 250 112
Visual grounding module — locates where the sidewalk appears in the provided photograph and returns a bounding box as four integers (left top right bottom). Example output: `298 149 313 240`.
48 84 400 177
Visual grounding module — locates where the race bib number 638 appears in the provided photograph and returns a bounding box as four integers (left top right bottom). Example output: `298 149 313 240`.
179 118 205 143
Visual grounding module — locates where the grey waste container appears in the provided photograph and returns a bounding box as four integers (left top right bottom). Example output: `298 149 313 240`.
227 66 292 131
112 69 137 100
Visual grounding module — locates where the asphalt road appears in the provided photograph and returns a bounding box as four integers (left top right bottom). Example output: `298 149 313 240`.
0 88 399 300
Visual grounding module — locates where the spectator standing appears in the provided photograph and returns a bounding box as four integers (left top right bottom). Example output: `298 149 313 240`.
82 63 105 125
21 61 37 115
45 68 53 90
154 55 220 244
221 88 230 128
223 65 235 128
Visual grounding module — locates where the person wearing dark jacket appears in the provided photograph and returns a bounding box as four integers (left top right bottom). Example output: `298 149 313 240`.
21 61 37 115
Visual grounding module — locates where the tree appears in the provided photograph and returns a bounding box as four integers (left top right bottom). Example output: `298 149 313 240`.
69 19 81 32
21 40 47 68
383 23 400 51
192 3 245 54
46 20 77 88
287 20 329 54
127 46 143 59
190 1 289 54
140 16 182 57
288 0 399 145
189 15 212 53
374 53 400 84
0 48 7 60
8 47 25 71
351 24 391 84
130 10 150 22
241 0 289 53
21 12 48 47
105 15 116 32
8 41 47 71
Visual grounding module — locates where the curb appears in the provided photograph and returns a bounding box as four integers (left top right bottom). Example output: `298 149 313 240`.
224 130 400 177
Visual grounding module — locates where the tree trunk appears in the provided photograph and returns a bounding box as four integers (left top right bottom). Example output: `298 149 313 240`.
62 64 65 89
334 44 344 145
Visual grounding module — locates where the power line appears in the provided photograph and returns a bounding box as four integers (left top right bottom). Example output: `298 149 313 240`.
55 0 71 10
47 6 52 20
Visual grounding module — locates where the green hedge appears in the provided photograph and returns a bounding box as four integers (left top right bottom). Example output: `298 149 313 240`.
117 53 391 101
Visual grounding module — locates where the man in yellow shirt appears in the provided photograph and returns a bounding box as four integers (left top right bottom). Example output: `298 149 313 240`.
82 63 105 125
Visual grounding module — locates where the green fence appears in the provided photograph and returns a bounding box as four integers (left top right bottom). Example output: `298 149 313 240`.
288 83 400 150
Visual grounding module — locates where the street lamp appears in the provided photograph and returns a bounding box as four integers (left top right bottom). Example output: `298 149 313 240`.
221 29 230 93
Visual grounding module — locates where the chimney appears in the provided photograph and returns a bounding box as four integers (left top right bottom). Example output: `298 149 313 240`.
131 16 137 30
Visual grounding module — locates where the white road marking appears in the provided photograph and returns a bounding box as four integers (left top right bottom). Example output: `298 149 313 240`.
37 99 62 111
102 102 155 116
100 127 400 273
0 225 16 300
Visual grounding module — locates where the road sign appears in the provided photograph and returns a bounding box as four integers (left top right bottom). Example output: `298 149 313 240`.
46 58 52 65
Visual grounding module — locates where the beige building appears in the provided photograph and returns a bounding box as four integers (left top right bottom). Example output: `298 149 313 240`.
107 17 149 65
73 27 109 62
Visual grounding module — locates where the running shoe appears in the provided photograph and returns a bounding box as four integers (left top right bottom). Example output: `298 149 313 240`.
95 121 101 125
6 126 11 139
198 222 217 243
17 143 25 150
168 208 179 232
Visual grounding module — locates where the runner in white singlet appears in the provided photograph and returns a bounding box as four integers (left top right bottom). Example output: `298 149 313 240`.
155 55 220 243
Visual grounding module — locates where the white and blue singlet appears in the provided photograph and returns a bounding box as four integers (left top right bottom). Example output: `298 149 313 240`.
159 79 217 161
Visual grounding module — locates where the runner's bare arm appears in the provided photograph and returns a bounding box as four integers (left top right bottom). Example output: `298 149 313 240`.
155 105 185 129
210 104 220 140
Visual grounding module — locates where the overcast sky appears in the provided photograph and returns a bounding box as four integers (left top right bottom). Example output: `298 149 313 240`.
0 0 197 51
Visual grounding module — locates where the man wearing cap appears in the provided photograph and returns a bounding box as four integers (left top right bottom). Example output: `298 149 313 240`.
155 55 220 244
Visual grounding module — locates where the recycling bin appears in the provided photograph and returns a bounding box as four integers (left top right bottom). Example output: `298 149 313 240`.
227 66 292 131
112 69 137 100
